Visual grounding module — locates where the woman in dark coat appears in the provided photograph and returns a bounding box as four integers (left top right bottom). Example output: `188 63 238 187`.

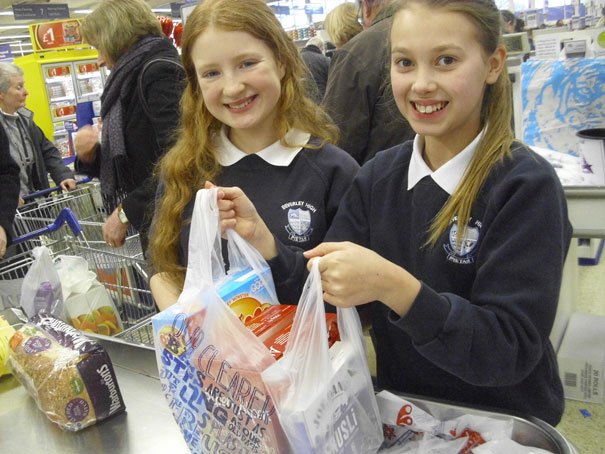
0 123 20 257
74 0 185 251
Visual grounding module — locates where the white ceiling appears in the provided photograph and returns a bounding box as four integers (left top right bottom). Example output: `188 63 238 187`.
0 0 178 57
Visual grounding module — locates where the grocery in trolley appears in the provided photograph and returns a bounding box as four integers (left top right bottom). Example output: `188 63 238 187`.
0 208 156 342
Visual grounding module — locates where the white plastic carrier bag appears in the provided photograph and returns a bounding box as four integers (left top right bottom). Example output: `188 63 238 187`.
152 188 287 453
20 246 66 322
54 254 123 335
262 259 384 453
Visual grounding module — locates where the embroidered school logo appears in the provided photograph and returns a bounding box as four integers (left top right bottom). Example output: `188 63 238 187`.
443 217 482 264
281 201 316 242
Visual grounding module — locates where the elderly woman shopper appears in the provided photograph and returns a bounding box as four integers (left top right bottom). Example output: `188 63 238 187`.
74 0 185 251
0 62 76 202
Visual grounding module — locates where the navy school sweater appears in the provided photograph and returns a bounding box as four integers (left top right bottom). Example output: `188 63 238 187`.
178 142 359 265
269 140 572 425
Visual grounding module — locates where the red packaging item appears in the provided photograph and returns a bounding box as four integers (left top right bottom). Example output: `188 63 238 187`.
245 304 296 340
261 312 341 361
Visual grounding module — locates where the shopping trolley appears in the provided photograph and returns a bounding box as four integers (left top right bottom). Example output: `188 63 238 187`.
0 208 157 335
14 177 107 244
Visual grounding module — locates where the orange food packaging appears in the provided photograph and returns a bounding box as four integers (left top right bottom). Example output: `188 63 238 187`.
66 285 123 336
217 267 278 324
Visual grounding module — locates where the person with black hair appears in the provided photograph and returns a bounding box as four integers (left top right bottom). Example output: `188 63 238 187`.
500 9 516 34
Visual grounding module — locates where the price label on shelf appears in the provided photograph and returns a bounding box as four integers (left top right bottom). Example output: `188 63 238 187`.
54 105 76 118
46 65 71 78
77 63 98 74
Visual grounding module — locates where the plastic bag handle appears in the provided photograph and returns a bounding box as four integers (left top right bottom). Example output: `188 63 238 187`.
226 229 279 305
278 259 332 393
183 188 225 289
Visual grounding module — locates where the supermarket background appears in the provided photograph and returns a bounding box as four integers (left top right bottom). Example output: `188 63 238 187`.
0 0 603 453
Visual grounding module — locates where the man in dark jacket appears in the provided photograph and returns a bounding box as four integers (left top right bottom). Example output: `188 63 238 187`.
300 37 330 103
0 63 76 199
322 0 415 165
0 124 20 257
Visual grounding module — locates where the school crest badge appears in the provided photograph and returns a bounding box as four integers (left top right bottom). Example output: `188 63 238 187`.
443 218 482 264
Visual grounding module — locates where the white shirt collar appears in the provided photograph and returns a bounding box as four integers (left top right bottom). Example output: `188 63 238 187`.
216 127 311 166
407 129 486 194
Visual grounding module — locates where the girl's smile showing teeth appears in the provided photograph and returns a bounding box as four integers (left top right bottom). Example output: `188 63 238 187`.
226 95 256 111
413 101 447 114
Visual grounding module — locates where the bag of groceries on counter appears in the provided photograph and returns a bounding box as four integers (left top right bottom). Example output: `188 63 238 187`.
152 188 287 454
7 314 126 431
262 259 384 453
54 254 123 336
20 246 66 322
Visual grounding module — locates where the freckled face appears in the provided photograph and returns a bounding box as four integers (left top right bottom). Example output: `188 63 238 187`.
191 26 285 144
390 4 503 153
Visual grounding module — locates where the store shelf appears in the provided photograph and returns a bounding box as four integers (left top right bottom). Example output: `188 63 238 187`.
77 73 101 80
48 95 75 102
44 76 72 83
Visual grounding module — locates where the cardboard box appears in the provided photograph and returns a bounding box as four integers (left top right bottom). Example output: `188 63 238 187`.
65 284 123 335
557 312 605 403
217 266 277 322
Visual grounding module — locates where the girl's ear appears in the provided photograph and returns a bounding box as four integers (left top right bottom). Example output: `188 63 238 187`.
278 62 286 80
486 44 507 85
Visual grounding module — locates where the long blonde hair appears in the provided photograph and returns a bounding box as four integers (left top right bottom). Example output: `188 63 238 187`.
392 0 514 247
150 0 339 287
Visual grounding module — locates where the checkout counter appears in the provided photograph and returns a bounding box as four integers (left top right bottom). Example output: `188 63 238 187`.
0 328 578 453
0 180 596 454
551 187 605 350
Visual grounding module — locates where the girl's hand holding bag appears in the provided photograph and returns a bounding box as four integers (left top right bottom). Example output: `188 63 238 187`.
262 259 384 453
152 188 288 454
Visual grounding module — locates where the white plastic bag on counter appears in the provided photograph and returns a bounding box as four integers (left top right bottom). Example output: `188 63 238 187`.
54 255 123 335
262 259 383 453
20 246 65 321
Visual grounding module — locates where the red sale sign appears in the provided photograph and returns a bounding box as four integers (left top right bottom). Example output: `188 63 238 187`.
30 19 84 51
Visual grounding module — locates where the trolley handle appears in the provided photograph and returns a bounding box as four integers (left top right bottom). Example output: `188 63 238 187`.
21 176 94 202
12 208 83 245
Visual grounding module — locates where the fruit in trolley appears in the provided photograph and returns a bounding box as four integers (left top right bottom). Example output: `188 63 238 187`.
70 306 122 335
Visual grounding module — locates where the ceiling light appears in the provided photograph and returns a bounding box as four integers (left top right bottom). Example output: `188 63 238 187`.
0 35 30 40
0 25 30 30
73 10 93 14
152 8 171 13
